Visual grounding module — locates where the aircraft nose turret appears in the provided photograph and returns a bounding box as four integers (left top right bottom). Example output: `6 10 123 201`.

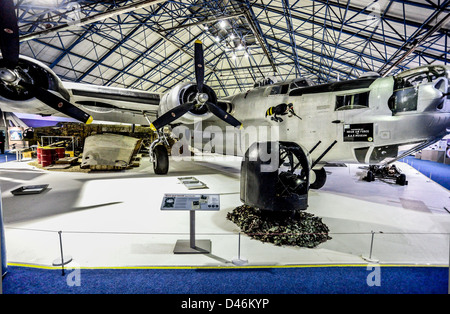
433 79 450 134
435 78 450 113
419 77 450 113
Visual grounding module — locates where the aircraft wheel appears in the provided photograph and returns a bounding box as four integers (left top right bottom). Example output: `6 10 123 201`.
365 170 375 182
309 168 327 190
153 145 169 175
396 173 407 186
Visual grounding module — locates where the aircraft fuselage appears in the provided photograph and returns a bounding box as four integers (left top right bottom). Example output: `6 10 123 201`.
195 65 450 166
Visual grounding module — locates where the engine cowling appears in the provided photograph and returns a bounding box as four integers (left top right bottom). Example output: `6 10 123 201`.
0 55 70 105
158 82 217 125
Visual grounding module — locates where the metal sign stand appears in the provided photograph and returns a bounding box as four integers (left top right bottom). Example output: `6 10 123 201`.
160 193 220 255
173 210 211 254
232 232 248 266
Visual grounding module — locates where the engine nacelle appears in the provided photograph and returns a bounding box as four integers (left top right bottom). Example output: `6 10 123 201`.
158 82 217 124
0 55 70 106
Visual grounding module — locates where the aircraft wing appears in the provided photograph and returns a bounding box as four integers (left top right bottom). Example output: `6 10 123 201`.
63 82 161 125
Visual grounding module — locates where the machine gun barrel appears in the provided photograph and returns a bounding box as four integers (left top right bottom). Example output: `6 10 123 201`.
311 140 337 168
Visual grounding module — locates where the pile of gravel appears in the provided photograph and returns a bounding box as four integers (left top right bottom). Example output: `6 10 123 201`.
227 204 331 248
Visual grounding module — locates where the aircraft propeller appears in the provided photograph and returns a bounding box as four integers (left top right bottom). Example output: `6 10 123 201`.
0 0 19 70
0 0 93 124
150 40 242 131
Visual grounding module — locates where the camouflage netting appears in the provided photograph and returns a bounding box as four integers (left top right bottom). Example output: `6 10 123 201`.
227 205 332 248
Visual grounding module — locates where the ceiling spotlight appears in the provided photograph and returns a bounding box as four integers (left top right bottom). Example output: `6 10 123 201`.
232 53 237 60
204 25 209 31
215 36 220 42
230 33 235 40
237 44 244 50
220 20 227 29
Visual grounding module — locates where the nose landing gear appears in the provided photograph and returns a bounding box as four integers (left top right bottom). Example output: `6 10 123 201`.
364 164 408 186
150 129 170 175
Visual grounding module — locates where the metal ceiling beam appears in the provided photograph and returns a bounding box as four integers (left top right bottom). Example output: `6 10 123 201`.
264 32 369 76
257 19 384 71
49 24 95 69
242 2 277 74
18 0 450 97
249 0 449 82
49 0 165 71
281 0 301 76
152 29 216 73
161 12 245 32
379 1 450 76
250 1 446 63
31 37 168 89
129 32 203 91
312 0 450 34
19 0 167 42
76 8 166 83
77 24 146 81
150 39 224 93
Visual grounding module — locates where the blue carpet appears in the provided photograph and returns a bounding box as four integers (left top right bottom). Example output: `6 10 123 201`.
400 156 450 190
2 265 448 294
0 152 17 163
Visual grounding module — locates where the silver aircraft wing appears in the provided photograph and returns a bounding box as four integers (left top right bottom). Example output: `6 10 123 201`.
63 82 161 125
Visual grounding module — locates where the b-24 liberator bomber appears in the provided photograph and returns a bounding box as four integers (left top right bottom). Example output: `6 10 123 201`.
148 41 450 211
0 1 449 212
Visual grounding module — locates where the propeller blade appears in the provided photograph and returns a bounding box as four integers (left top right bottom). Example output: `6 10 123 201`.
206 102 243 129
150 102 196 131
20 81 93 124
0 0 19 69
194 40 204 93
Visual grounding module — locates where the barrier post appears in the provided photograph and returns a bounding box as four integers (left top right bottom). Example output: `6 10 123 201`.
362 231 379 263
52 231 72 276
232 232 248 266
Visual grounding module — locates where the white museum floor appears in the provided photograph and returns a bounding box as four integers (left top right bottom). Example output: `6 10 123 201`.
0 154 449 268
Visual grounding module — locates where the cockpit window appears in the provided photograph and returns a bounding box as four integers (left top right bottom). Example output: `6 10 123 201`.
335 91 370 111
394 66 447 89
389 66 447 114
270 84 289 95
289 78 314 90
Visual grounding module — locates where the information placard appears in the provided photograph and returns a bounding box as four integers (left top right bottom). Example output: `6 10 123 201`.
160 194 220 211
343 123 374 142
160 194 220 254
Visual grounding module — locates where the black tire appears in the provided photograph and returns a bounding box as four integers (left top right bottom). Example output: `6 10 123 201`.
309 168 327 190
153 145 169 175
396 173 407 186
366 170 374 182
